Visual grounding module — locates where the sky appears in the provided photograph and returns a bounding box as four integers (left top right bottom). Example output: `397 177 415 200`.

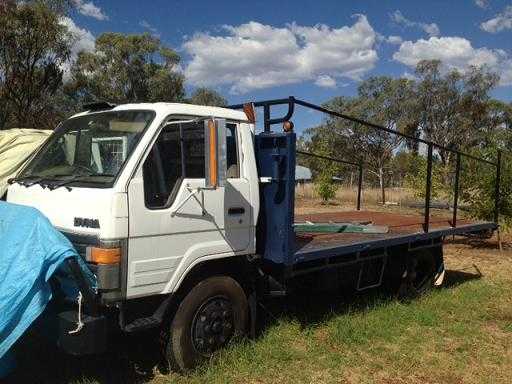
66 0 512 132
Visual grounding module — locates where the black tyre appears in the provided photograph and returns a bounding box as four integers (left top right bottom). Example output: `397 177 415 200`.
398 248 444 298
161 276 248 372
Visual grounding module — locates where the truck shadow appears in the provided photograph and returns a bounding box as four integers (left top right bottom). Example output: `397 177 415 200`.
257 267 482 330
6 268 481 384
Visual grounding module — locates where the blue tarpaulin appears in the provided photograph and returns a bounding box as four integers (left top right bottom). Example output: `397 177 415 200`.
0 201 95 378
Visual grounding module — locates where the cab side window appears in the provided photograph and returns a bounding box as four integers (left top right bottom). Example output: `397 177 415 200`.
143 121 204 208
226 123 239 178
143 120 240 209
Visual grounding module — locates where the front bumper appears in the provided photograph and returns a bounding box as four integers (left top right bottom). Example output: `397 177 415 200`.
57 310 107 355
53 258 108 356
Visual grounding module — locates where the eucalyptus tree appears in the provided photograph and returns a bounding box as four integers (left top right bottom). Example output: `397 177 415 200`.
187 87 227 107
68 33 185 104
414 60 499 166
315 77 417 204
0 0 71 129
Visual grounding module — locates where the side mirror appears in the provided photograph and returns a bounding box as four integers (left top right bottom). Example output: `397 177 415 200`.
204 118 227 188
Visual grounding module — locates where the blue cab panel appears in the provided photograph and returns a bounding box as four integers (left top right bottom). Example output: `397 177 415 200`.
255 131 296 266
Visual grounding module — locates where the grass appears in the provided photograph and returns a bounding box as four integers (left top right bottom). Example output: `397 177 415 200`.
295 184 417 208
7 239 512 384
174 259 512 384
294 186 473 225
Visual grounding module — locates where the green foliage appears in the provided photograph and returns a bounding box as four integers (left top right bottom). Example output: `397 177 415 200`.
187 87 227 107
458 149 512 229
0 2 227 129
304 77 418 203
0 0 71 129
404 154 446 200
415 60 500 165
68 32 185 104
315 171 337 203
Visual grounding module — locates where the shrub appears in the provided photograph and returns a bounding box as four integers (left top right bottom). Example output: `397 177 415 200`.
315 172 337 203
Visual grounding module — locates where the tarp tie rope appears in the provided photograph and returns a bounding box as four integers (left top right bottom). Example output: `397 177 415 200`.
68 291 84 334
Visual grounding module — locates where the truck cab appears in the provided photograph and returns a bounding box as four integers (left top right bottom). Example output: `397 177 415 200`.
7 102 260 369
8 102 258 299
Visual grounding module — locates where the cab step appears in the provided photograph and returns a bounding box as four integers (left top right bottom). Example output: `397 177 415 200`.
123 316 161 332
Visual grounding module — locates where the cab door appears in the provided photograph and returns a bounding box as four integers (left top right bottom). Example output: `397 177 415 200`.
126 118 252 298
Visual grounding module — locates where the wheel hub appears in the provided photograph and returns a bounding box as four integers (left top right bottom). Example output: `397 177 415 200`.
192 296 234 355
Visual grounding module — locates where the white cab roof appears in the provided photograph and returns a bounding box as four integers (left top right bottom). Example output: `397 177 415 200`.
71 102 248 122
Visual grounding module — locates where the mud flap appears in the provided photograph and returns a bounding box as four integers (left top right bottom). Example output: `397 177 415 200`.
433 262 446 287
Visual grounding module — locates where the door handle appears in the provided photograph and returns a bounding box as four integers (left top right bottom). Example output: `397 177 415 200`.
228 207 245 215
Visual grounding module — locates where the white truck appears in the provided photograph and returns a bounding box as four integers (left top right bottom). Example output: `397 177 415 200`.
5 98 498 371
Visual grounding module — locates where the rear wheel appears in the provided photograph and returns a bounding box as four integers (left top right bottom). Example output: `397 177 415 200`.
161 276 248 372
399 248 444 298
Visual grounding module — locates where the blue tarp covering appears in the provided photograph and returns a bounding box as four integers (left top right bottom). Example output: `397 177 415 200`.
0 201 95 378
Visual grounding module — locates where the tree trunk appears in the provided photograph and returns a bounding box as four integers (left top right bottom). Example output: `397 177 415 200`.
379 167 386 205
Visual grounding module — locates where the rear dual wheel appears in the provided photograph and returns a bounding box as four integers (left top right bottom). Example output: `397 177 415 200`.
398 249 445 298
161 276 248 372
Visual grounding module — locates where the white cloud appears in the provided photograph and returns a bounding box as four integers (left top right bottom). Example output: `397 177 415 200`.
139 20 160 37
315 75 337 88
481 5 512 33
60 17 95 57
386 35 403 44
183 15 378 93
393 36 512 86
390 10 440 37
501 61 512 85
59 17 96 78
71 0 108 21
474 0 488 9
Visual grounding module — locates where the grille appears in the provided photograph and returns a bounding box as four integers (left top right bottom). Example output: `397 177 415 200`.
60 231 99 259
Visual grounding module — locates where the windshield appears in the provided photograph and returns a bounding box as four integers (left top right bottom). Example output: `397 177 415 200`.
19 110 155 186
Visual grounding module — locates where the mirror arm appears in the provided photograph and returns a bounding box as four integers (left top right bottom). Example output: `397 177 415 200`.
170 185 216 217
170 187 200 217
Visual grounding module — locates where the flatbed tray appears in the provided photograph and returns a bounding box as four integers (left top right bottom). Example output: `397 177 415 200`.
293 211 496 262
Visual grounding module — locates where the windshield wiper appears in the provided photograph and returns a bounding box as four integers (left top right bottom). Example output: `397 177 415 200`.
46 173 114 191
8 175 46 187
46 174 91 191
9 172 113 191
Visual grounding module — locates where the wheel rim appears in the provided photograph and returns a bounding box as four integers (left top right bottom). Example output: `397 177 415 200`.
191 295 235 356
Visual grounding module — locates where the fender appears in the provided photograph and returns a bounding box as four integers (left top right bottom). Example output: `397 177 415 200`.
162 239 249 294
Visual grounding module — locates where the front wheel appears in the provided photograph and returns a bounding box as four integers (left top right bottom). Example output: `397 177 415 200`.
161 276 248 372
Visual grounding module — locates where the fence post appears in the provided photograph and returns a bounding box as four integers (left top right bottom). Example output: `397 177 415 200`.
357 162 363 211
452 152 461 228
494 150 501 224
424 143 433 232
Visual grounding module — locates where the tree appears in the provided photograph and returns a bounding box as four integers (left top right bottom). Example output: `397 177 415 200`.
414 60 499 166
0 0 72 129
315 77 417 204
478 99 512 148
188 87 227 107
69 33 184 104
315 171 337 203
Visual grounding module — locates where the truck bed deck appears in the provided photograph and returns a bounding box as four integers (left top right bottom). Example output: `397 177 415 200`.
293 210 496 264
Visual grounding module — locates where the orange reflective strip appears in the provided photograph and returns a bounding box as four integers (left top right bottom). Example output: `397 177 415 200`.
208 119 218 186
243 103 256 123
89 247 121 264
